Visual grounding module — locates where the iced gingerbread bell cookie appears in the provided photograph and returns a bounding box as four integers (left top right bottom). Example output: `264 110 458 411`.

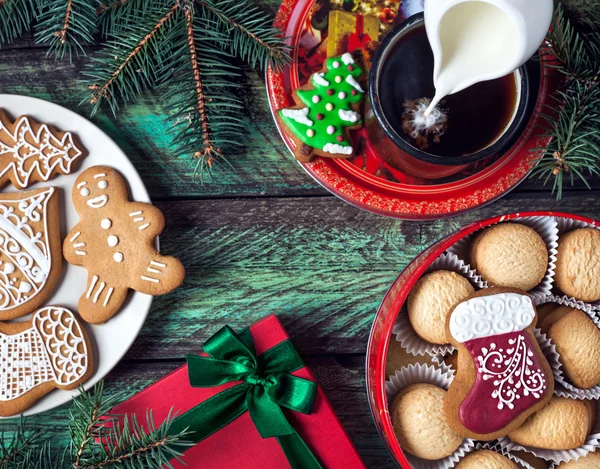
444 287 554 440
0 187 61 320
0 110 87 189
63 166 185 324
0 306 92 416
278 53 364 162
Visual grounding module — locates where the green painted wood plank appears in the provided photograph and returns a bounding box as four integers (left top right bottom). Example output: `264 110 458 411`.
6 358 396 469
1 47 598 199
120 192 600 361
0 47 325 199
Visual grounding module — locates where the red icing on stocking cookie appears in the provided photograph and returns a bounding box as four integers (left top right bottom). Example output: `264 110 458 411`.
443 288 554 440
459 331 547 434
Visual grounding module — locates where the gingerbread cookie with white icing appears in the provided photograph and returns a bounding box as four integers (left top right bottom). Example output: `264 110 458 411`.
63 166 184 324
0 306 93 416
278 53 364 162
0 109 87 189
443 287 554 440
0 187 61 320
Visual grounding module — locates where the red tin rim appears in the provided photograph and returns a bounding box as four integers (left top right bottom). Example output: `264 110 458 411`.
366 211 600 468
266 0 562 220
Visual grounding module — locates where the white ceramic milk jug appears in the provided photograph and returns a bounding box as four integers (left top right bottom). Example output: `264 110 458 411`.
423 0 553 113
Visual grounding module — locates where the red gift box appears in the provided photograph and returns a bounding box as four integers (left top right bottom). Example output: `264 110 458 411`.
111 315 366 469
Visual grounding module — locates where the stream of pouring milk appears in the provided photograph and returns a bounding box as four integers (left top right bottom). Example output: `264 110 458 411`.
424 1 519 116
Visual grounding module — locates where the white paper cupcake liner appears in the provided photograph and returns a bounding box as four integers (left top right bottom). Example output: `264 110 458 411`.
530 295 600 399
497 398 600 464
554 218 600 308
446 216 558 297
386 363 474 469
431 352 456 377
534 327 564 385
447 442 537 469
393 253 486 356
548 450 600 469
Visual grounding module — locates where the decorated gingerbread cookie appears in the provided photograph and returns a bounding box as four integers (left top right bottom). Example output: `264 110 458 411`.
278 53 364 162
0 306 92 416
443 287 554 440
0 187 61 320
0 110 87 189
63 166 185 324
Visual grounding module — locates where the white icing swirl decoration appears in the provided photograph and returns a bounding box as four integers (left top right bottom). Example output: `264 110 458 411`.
449 293 535 343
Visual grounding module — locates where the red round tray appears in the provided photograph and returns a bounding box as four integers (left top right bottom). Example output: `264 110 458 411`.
266 0 561 220
365 211 600 467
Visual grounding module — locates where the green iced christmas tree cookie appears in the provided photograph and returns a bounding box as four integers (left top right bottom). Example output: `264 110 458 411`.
279 53 364 162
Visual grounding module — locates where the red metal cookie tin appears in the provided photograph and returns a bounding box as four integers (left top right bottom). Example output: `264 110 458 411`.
366 212 599 468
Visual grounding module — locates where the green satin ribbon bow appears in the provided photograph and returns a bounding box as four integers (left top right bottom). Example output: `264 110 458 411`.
169 325 323 469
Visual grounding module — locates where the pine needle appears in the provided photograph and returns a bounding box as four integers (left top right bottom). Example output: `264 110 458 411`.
82 0 178 116
0 0 37 46
196 0 291 71
35 0 98 61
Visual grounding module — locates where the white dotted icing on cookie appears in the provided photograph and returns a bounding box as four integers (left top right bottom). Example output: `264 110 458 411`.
107 235 119 247
100 219 111 229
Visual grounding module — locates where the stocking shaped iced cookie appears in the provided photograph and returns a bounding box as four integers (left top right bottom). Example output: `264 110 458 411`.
0 306 92 416
0 187 61 320
444 288 554 440
64 166 185 324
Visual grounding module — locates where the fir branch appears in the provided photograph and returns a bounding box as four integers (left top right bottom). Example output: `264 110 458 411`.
531 82 600 199
0 421 46 467
542 4 600 83
532 3 600 199
184 5 220 168
82 0 178 116
78 410 190 469
158 4 245 180
69 381 122 468
196 0 291 71
97 0 144 37
35 0 98 61
0 0 37 47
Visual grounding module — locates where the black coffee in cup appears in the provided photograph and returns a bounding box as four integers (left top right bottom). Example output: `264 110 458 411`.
377 23 518 157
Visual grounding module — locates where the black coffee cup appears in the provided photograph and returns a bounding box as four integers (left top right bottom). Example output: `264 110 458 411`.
366 13 539 179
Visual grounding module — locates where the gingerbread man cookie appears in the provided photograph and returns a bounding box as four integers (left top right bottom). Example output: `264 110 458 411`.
443 287 554 440
0 306 92 416
63 166 185 324
0 187 61 320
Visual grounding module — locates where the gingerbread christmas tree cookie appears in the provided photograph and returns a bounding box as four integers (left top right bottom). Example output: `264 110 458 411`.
0 110 87 189
443 287 554 440
64 166 184 324
279 53 364 162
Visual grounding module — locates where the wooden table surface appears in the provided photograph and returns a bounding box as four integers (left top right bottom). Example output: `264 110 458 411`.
2 15 600 468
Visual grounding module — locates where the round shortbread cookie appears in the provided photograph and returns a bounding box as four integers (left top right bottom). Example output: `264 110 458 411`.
556 228 600 302
456 450 518 469
390 383 463 460
548 309 600 389
538 305 576 335
407 270 475 344
507 397 595 451
469 223 548 292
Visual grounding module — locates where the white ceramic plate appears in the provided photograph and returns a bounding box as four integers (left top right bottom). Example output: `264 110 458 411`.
0 95 153 416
